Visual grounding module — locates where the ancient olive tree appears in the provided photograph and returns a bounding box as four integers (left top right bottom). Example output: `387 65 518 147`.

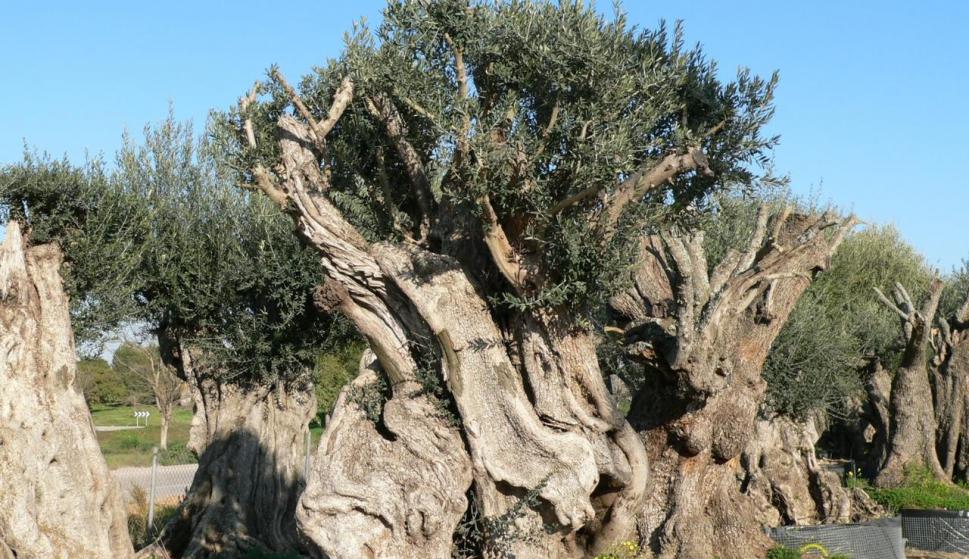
863 267 969 487
609 204 858 557
113 118 344 558
226 1 782 556
0 222 134 559
872 279 948 486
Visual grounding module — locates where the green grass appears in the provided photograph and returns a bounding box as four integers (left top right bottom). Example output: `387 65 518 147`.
92 405 196 468
846 465 969 513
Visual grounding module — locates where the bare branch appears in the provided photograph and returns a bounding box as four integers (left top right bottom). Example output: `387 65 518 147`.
479 194 529 292
602 147 713 227
874 287 910 322
239 82 261 149
271 68 326 149
318 76 354 138
443 31 473 170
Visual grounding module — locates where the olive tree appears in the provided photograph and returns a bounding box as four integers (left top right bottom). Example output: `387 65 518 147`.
225 2 788 557
1 117 353 557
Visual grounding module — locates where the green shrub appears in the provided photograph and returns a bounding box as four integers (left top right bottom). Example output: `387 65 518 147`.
766 547 800 559
158 442 196 465
118 432 152 451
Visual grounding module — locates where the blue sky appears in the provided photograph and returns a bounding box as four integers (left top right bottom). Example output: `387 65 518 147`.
2 1 966 270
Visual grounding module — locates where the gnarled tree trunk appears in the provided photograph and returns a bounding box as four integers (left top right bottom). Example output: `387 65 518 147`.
612 208 858 558
246 100 648 558
932 296 969 481
156 334 316 558
874 280 948 486
0 223 134 559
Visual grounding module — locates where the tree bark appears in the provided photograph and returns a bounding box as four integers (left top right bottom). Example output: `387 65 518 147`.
297 350 473 558
159 408 171 451
156 335 316 558
930 293 969 481
874 279 948 487
248 104 649 557
614 209 858 558
0 222 134 559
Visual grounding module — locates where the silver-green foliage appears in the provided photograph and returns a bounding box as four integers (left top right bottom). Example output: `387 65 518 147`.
222 0 781 316
764 225 935 417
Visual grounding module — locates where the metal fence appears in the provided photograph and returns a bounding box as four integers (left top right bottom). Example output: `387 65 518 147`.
113 429 316 538
768 517 906 559
901 509 969 554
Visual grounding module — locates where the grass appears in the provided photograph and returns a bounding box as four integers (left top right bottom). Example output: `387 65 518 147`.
846 465 969 513
92 405 196 468
94 405 324 468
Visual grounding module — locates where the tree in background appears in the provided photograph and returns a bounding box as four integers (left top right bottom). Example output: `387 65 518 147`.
113 342 183 449
227 1 782 556
76 357 128 406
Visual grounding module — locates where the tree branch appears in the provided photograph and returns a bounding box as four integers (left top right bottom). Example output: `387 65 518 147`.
479 194 529 292
601 147 713 227
365 95 434 240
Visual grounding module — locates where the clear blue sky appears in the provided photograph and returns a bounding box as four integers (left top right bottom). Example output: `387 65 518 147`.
2 1 966 270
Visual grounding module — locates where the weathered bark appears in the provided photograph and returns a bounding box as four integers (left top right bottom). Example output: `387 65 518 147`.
0 223 134 559
156 335 316 558
297 350 472 558
743 415 880 527
243 81 650 558
874 279 948 486
931 292 969 481
615 208 857 558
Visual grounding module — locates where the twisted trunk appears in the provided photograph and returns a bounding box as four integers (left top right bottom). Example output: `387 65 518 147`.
931 298 969 481
874 280 947 487
0 223 134 559
263 113 647 558
615 209 858 558
156 334 315 558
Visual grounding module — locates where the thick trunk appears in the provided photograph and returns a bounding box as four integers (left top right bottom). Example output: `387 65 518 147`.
0 223 134 559
931 307 969 481
617 210 858 558
297 350 473 558
157 353 316 558
875 280 947 487
271 115 647 559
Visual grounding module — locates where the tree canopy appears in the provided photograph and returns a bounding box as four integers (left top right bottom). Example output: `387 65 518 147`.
223 0 781 317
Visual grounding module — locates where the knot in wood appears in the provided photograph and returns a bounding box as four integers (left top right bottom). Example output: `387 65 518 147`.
313 279 349 312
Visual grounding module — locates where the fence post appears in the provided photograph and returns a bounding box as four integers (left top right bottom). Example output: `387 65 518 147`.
147 446 159 539
304 428 312 480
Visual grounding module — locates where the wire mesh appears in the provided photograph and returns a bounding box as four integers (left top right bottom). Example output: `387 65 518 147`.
768 517 906 559
901 509 969 554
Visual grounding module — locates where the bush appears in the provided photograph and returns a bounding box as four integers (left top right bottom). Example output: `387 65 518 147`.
158 442 196 465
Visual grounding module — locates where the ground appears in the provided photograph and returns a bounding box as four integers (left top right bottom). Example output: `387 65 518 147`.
92 404 325 468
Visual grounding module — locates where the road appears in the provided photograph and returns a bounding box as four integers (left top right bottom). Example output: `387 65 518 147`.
113 464 197 502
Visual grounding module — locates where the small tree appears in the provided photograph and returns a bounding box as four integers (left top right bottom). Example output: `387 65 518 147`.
113 342 183 449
